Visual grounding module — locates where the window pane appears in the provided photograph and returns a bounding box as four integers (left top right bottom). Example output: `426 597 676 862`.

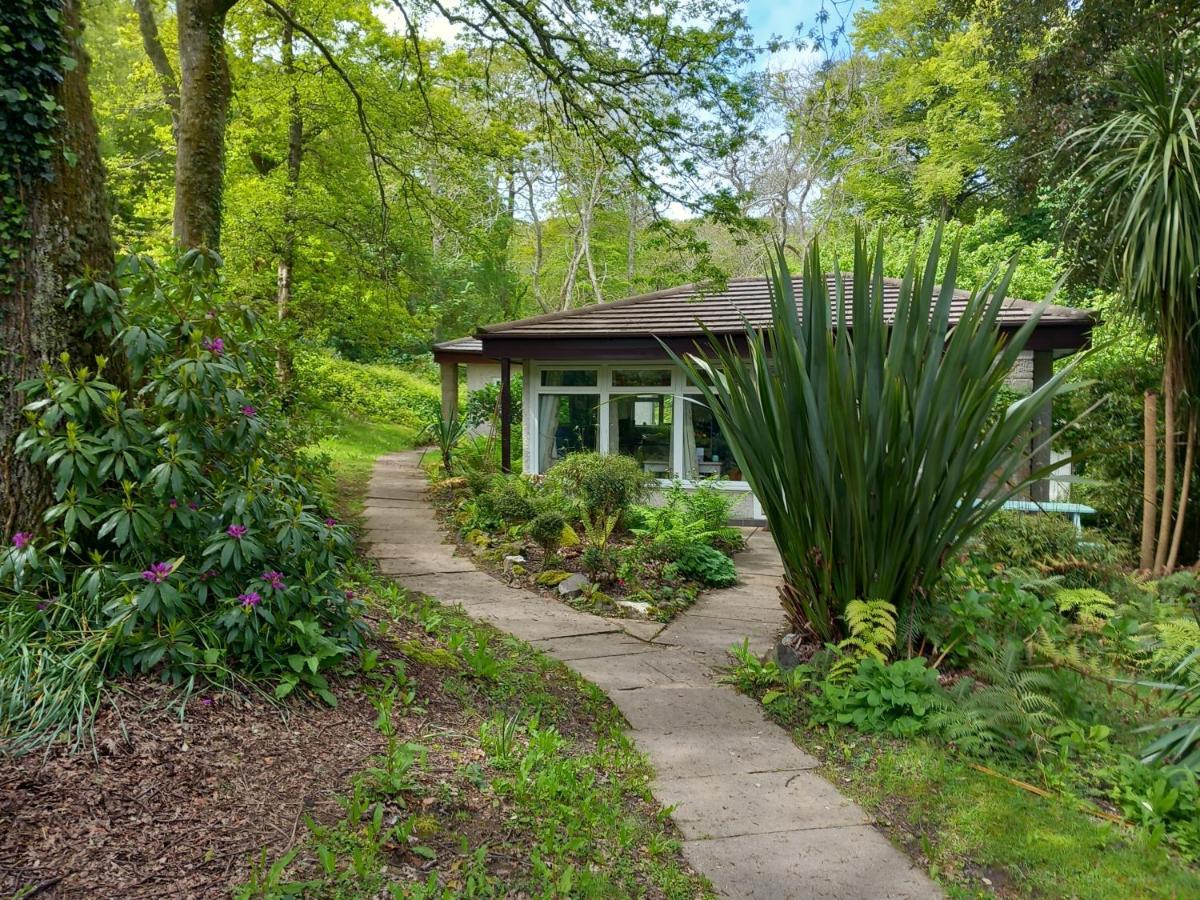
540 369 597 387
612 368 671 388
608 394 673 475
537 394 598 470
682 401 743 481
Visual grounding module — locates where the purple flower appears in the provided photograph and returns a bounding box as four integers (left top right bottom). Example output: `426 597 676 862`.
201 697 213 707
324 518 337 527
168 498 179 509
344 588 356 601
241 405 257 418
239 591 261 608
11 532 31 550
200 569 218 582
141 561 173 583
227 524 248 539
262 570 286 591
189 500 200 511
202 336 225 356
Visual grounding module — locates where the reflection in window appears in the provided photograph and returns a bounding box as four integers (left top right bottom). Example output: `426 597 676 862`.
608 394 673 475
612 369 671 388
540 369 597 387
681 399 743 480
537 394 598 470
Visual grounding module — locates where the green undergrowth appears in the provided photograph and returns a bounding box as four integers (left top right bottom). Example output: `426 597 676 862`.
304 410 419 517
236 578 711 898
810 728 1200 899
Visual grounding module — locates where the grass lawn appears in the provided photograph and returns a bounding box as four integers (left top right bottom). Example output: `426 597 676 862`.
306 411 422 517
807 727 1200 899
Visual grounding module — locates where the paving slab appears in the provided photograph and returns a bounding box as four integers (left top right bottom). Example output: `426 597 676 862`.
609 684 769 732
532 632 662 661
604 617 665 642
682 828 938 900
631 723 817 777
565 651 684 691
357 497 428 509
363 486 428 501
470 600 623 643
655 769 869 840
376 553 477 576
656 614 774 668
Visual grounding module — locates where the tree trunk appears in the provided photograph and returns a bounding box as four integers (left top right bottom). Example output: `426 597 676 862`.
1140 390 1158 570
133 0 180 133
275 9 302 384
0 0 115 536
1155 373 1177 575
1167 410 1195 573
174 0 237 250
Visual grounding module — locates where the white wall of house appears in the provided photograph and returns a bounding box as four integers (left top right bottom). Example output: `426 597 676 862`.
464 362 502 436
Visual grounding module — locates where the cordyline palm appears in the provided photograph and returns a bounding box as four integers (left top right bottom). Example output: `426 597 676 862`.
1069 45 1200 573
670 228 1082 645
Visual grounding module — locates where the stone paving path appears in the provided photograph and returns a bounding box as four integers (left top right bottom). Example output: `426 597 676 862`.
365 451 939 899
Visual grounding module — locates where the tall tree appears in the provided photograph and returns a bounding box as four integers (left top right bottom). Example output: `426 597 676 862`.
0 0 115 534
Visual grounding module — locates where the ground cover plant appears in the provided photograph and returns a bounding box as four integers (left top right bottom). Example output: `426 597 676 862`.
723 513 1200 895
427 448 745 621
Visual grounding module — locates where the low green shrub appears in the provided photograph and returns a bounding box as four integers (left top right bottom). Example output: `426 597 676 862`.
543 453 652 520
528 511 566 557
1054 587 1116 624
294 349 440 431
465 377 523 429
631 482 745 556
478 477 536 526
810 657 942 737
1 252 364 752
971 511 1123 588
674 542 737 587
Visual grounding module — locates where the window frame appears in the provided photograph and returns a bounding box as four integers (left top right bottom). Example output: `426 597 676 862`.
527 362 751 492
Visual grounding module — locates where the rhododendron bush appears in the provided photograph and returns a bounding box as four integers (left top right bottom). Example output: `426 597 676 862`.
0 251 365 752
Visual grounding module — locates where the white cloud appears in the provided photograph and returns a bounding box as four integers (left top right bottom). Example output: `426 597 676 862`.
373 1 461 43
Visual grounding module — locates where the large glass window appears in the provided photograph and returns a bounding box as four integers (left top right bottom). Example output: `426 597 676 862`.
609 394 673 475
536 394 599 470
681 400 743 481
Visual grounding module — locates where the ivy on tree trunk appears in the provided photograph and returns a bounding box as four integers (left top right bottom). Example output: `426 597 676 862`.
0 0 115 535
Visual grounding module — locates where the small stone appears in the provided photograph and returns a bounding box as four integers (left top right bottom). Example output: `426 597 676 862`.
615 599 652 617
502 554 526 573
557 573 590 596
776 633 806 671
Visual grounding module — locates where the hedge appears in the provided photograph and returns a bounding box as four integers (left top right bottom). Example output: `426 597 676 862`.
294 350 441 431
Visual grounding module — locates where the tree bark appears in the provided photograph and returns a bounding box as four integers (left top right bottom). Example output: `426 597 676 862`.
174 0 237 250
1166 410 1195 573
133 0 180 133
0 0 115 536
1155 373 1177 575
1140 390 1158 570
275 8 302 384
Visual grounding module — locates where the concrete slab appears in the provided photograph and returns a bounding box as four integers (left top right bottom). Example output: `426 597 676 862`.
632 724 817 778
656 614 774 668
655 769 870 840
606 617 666 642
682 828 938 900
565 652 683 691
609 685 768 732
532 632 662 661
470 601 622 643
376 554 476 576
640 648 718 685
363 507 438 527
363 487 427 501
395 572 532 608
359 497 428 509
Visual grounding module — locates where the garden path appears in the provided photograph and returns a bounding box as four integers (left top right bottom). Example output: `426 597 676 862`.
365 451 939 899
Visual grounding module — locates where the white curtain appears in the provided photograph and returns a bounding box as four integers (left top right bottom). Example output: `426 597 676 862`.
681 398 698 479
608 398 621 454
538 394 559 472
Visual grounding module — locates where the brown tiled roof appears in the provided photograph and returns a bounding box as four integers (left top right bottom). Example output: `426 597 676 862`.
478 275 1093 339
433 336 482 354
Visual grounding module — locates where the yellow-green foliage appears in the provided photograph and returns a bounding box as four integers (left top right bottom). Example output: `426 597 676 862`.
295 350 441 430
1150 618 1200 676
1054 587 1116 626
830 599 898 682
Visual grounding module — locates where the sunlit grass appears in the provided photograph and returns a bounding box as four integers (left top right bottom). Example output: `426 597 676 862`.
305 410 423 517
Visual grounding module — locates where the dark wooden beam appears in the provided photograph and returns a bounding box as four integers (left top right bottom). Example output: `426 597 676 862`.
500 357 512 474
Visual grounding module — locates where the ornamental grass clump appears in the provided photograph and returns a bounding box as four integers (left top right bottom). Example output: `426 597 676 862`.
671 228 1084 646
0 250 365 753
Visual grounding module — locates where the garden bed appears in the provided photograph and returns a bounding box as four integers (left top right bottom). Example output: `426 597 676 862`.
1 576 710 898
426 451 747 622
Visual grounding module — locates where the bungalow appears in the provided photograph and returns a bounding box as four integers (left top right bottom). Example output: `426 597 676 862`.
433 276 1096 522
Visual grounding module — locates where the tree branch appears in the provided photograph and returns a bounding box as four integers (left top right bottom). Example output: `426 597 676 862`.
132 0 180 131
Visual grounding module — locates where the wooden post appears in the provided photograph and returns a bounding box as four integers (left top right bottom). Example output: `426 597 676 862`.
500 357 512 474
1140 390 1158 570
1030 350 1053 503
439 361 458 424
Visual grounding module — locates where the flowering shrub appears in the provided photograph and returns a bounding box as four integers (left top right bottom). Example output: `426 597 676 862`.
0 251 365 751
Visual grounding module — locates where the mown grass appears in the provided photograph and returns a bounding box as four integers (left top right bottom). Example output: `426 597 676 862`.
809 728 1200 898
